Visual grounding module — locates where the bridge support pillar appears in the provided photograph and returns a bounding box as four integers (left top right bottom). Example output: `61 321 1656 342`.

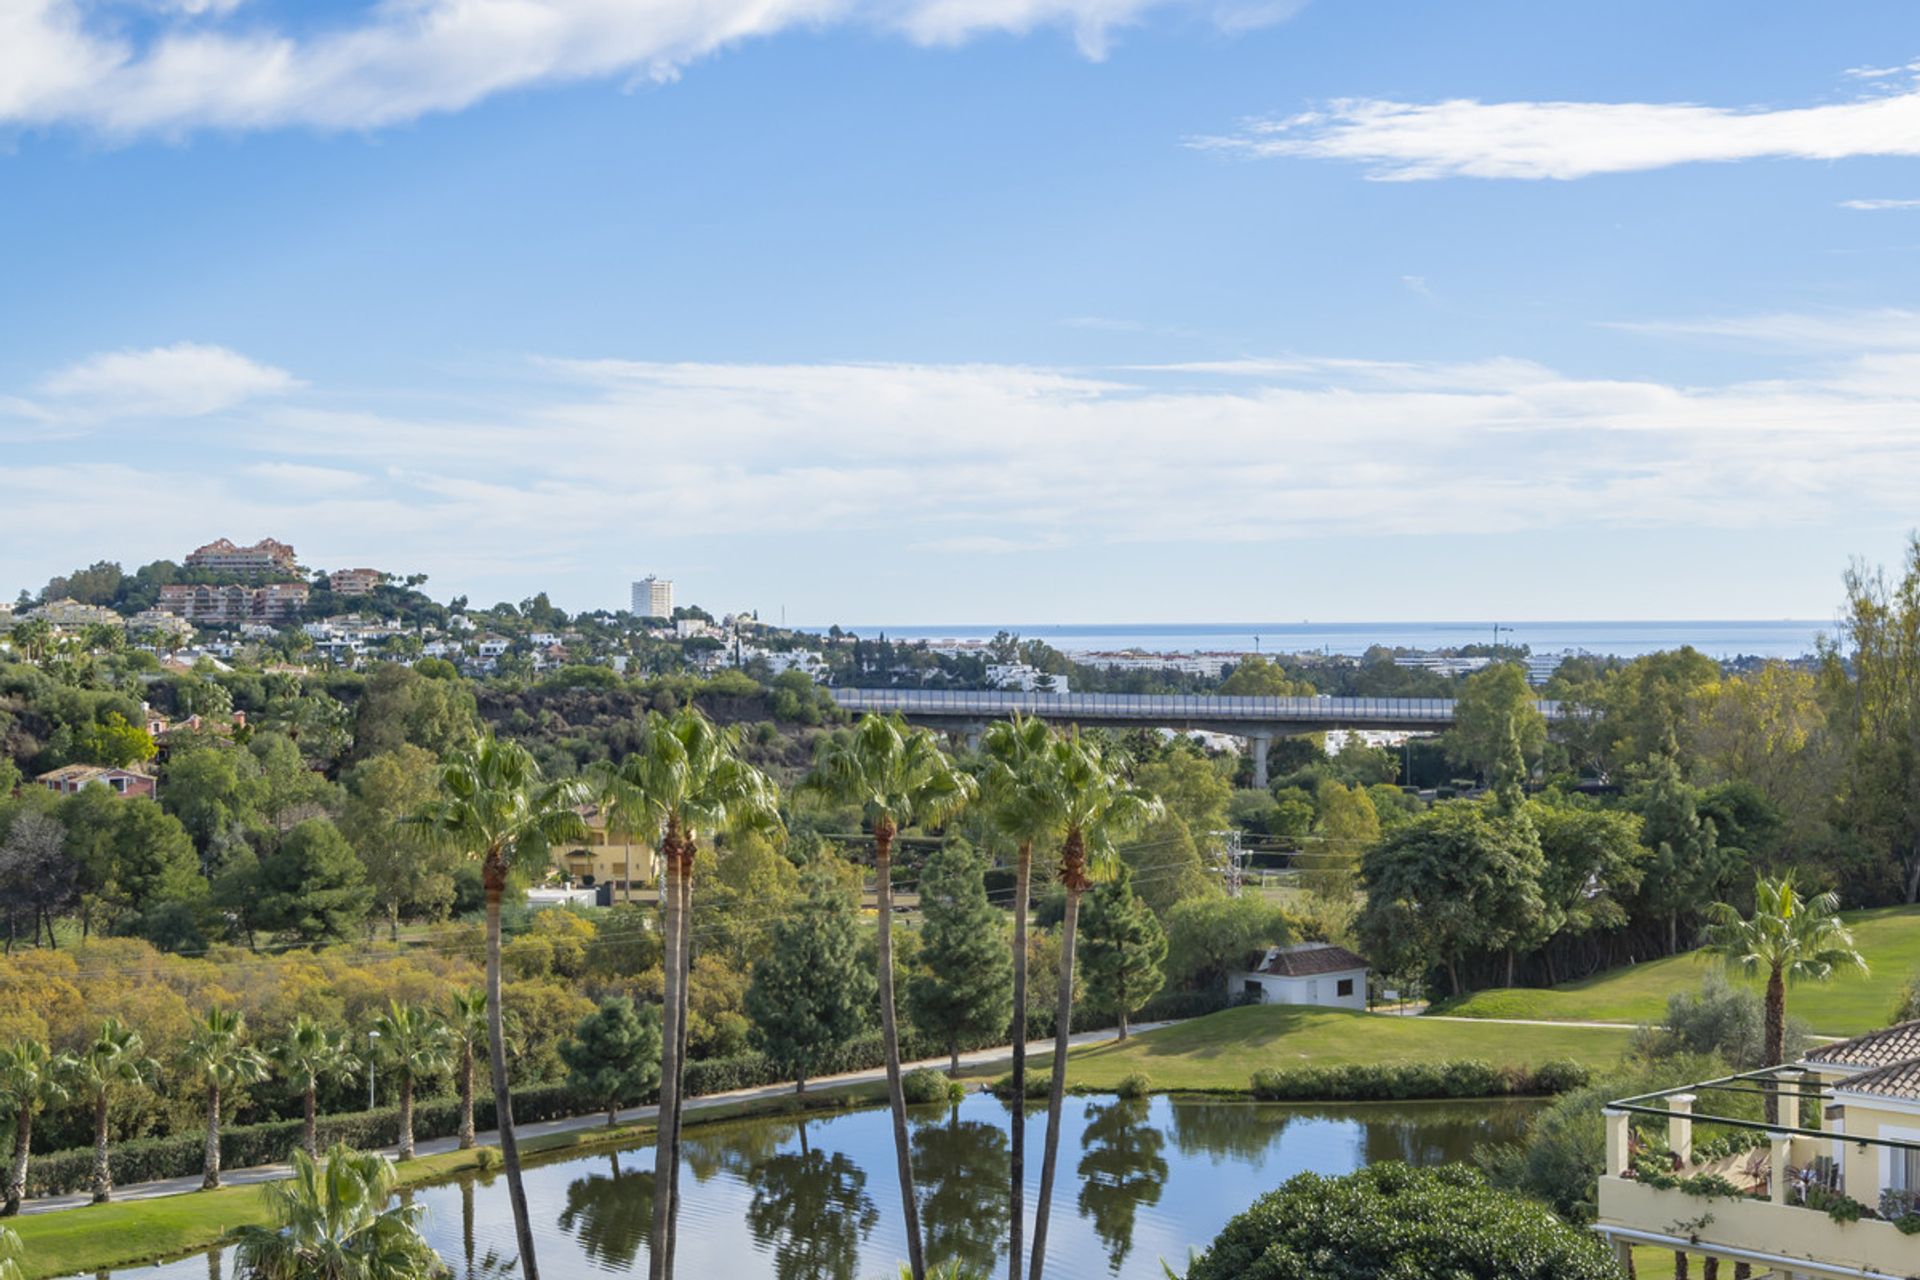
963 724 984 754
1248 732 1273 790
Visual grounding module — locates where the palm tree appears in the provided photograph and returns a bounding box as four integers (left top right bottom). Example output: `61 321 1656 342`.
274 1016 360 1159
0 1040 72 1216
0 1224 21 1280
807 713 977 1280
233 1143 444 1280
371 1001 453 1160
1705 873 1868 1121
600 709 779 1280
445 989 489 1150
1027 734 1159 1280
182 1007 270 1190
975 714 1061 1280
68 1017 159 1203
412 733 587 1280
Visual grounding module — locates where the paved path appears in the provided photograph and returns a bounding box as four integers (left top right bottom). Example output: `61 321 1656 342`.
19 1022 1173 1216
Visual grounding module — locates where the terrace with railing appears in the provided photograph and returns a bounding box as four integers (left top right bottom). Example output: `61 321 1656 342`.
1593 1021 1920 1280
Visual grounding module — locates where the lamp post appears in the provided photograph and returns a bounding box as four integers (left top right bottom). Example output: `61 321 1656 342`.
367 1028 380 1110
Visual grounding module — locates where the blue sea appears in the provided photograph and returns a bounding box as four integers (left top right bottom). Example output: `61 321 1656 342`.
799 620 1832 660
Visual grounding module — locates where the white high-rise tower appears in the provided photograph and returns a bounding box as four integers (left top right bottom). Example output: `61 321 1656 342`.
631 576 674 619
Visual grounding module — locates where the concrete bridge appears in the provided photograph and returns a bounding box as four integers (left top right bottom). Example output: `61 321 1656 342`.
826 688 1565 787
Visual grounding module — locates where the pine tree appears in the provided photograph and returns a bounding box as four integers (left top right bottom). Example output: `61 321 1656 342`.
560 997 663 1126
1078 865 1167 1040
907 843 1014 1072
745 863 875 1092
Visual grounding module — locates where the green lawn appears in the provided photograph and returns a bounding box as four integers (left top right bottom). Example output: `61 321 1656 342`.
1433 905 1920 1036
1028 1004 1636 1093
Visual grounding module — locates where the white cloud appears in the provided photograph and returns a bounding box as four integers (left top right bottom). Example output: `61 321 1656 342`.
1607 307 1920 351
1840 198 1920 210
0 0 1297 136
1192 76 1920 180
34 342 299 417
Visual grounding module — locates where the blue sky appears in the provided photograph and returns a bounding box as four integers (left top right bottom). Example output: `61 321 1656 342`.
6 0 1920 625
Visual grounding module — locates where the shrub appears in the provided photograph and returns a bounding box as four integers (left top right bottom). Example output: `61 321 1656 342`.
902 1069 961 1106
989 1072 1053 1101
1805 1186 1866 1223
1182 1163 1620 1280
1115 1072 1152 1100
1247 1059 1586 1103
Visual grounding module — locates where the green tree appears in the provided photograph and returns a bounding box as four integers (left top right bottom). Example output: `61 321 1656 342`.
257 819 372 944
1029 734 1161 1280
370 1001 452 1160
1075 1097 1166 1271
1827 536 1920 901
912 1107 1010 1278
0 1040 71 1216
160 746 263 854
1532 802 1645 984
339 746 455 939
74 713 156 769
561 997 662 1126
1445 663 1546 783
1600 647 1722 777
806 712 976 1280
351 662 478 761
597 709 779 1280
907 843 1013 1072
1133 751 1232 838
68 1017 159 1203
745 863 875 1093
1218 655 1303 696
977 713 1063 1280
1121 813 1218 917
233 1144 444 1280
274 1015 360 1158
181 1006 270 1189
1706 873 1867 1120
1636 749 1738 955
1357 802 1544 997
1183 1162 1620 1280
111 800 206 947
1163 894 1294 992
1077 865 1166 1039
1305 781 1380 900
411 734 587 1279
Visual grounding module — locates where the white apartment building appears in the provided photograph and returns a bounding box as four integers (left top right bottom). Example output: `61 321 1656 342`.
631 576 674 619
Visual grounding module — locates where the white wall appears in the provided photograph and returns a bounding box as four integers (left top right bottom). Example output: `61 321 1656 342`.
1232 968 1368 1010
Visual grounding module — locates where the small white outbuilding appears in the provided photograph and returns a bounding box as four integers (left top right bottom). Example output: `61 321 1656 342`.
1231 942 1370 1010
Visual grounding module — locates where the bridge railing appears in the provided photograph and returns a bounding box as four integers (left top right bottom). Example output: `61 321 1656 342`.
824 687 1562 723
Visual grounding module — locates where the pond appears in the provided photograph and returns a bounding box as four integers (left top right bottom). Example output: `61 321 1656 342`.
76 1094 1537 1279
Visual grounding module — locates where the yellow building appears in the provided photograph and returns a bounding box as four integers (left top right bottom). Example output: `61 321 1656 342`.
553 807 658 901
1594 1020 1920 1279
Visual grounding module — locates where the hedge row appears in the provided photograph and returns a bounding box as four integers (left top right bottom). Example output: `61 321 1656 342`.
1247 1058 1591 1102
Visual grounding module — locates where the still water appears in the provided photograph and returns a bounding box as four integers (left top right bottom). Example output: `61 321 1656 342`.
82 1095 1535 1280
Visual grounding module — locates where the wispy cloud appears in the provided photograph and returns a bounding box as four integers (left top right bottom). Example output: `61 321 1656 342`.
1192 73 1920 180
32 342 299 418
1607 307 1920 351
1 0 1302 136
1840 198 1920 210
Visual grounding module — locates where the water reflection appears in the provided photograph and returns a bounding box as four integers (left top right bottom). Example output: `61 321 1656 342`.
745 1122 880 1280
61 1095 1538 1280
1076 1099 1167 1272
913 1104 1011 1276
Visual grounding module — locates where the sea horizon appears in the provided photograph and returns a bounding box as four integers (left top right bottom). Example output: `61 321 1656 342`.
795 618 1835 661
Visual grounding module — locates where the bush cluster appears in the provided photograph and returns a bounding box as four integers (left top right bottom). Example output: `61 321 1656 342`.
1247 1058 1590 1102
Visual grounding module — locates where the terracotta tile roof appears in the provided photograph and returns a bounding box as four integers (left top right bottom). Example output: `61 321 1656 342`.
1835 1056 1920 1102
1258 942 1370 978
1806 1020 1920 1070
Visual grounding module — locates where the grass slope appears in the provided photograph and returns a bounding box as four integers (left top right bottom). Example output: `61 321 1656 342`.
1032 1004 1635 1093
1434 905 1920 1036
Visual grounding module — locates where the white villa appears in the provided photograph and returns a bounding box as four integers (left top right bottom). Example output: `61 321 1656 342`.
1230 942 1369 1010
1594 1019 1920 1279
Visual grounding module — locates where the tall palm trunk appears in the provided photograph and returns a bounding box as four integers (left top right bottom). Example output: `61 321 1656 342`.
202 1082 222 1189
1008 841 1031 1280
1029 831 1087 1280
666 862 693 1279
458 1042 476 1149
1764 966 1786 1124
91 1092 111 1203
649 823 687 1280
398 1076 415 1159
302 1082 319 1158
874 819 927 1280
462 1176 477 1280
5 1106 30 1215
485 855 540 1280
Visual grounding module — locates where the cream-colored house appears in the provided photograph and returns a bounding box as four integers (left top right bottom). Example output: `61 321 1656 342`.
1594 1020 1920 1279
552 806 659 901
